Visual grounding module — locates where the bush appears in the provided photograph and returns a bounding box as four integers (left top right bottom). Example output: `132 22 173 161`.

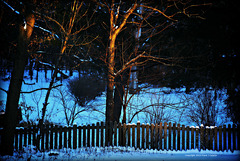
67 73 105 107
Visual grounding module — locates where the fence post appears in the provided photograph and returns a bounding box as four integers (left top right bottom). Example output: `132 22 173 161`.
223 125 226 151
200 125 204 151
87 124 90 147
68 126 72 148
101 122 104 147
159 122 162 150
32 125 36 147
28 125 31 145
73 124 77 149
196 126 199 150
92 123 95 147
173 123 176 151
123 123 127 147
59 126 62 149
128 123 131 147
182 125 185 151
50 124 54 149
19 128 23 151
83 125 86 147
155 123 158 150
78 126 82 148
64 126 67 148
151 123 154 149
177 124 181 151
238 125 240 150
186 125 190 150
219 126 222 151
191 127 195 149
24 126 27 147
168 122 171 151
228 124 231 151
210 126 213 150
132 123 135 148
54 125 58 149
205 126 209 150
214 126 217 151
142 123 145 149
137 121 140 149
233 124 236 151
164 122 167 150
146 123 150 149
96 122 99 147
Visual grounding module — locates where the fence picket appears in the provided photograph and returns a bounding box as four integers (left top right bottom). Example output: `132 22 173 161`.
210 127 213 150
228 124 231 151
142 123 145 149
59 126 63 149
164 122 167 150
196 127 199 150
87 124 90 147
187 126 190 150
92 123 95 147
146 124 149 149
137 122 140 149
168 122 171 151
155 123 158 150
132 124 135 148
219 126 222 151
200 125 204 150
101 122 104 147
182 125 185 151
54 125 58 149
123 123 127 147
128 123 131 147
150 123 154 149
173 123 176 150
96 122 99 147
73 124 77 149
191 127 194 149
214 126 217 151
177 124 180 150
233 124 236 151
223 125 226 151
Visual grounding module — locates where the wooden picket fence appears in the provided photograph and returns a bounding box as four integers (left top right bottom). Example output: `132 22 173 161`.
1 122 239 152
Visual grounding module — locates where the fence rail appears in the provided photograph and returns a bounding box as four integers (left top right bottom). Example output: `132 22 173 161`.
0 122 239 152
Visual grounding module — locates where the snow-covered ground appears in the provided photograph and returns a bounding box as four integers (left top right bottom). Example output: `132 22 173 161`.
0 146 239 161
0 70 232 126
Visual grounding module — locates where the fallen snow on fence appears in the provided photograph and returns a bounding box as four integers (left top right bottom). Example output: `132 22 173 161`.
1 146 240 161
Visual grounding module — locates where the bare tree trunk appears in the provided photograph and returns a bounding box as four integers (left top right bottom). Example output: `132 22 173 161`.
1 7 35 155
106 34 116 122
113 75 124 122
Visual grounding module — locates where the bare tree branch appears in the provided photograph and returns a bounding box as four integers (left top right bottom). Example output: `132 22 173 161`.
20 84 62 94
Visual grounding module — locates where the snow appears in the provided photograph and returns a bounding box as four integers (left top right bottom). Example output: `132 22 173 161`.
0 69 233 126
0 146 239 161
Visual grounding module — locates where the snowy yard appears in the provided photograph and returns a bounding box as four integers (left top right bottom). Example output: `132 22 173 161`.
1 146 240 161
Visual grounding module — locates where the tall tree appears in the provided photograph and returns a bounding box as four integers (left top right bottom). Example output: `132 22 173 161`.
92 0 210 123
1 1 35 155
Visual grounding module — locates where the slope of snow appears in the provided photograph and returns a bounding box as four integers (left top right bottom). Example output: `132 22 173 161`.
1 146 239 161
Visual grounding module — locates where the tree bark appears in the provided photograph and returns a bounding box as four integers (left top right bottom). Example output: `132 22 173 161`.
1 7 35 155
113 74 124 122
